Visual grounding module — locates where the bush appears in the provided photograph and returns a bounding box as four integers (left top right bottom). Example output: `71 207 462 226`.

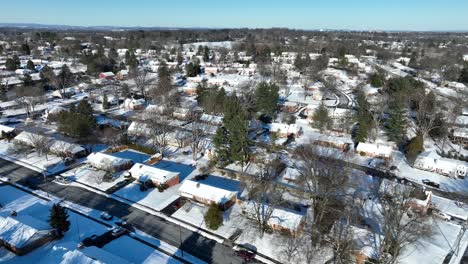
360 151 366 156
204 204 223 230
157 184 167 192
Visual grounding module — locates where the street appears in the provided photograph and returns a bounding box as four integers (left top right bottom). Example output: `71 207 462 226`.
0 159 244 264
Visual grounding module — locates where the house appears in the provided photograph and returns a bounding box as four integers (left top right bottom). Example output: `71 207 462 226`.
87 152 133 172
122 98 145 110
116 70 129 80
267 123 301 138
182 83 199 96
242 201 306 236
414 151 467 178
179 178 238 210
355 142 393 160
98 72 115 80
447 82 466 91
280 167 301 183
379 179 433 214
199 114 223 126
173 107 190 120
452 128 468 147
128 163 179 187
282 101 300 113
13 131 86 158
0 214 55 256
204 67 220 75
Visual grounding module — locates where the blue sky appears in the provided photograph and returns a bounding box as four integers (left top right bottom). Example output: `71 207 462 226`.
2 0 468 31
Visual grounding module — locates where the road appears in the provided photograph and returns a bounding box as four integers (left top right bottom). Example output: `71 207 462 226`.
0 159 244 264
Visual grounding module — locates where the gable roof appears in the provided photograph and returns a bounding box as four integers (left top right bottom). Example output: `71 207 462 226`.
0 213 51 248
128 163 179 183
179 179 237 204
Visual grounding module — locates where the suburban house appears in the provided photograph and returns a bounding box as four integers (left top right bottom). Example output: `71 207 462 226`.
282 101 300 113
122 98 146 110
355 142 393 160
414 151 467 178
452 128 468 147
199 114 223 126
280 167 302 183
13 131 86 158
379 179 433 214
128 163 179 187
116 70 129 80
0 213 55 256
173 107 191 120
242 201 306 236
87 152 133 172
267 123 302 138
98 72 115 80
179 178 238 210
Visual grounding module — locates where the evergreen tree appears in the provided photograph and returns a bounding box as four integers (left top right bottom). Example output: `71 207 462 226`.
386 100 407 144
353 91 373 142
108 48 118 60
121 83 130 98
176 50 183 65
21 43 31 55
213 96 250 166
369 72 384 87
23 74 34 87
203 46 210 62
102 94 109 109
312 103 332 132
255 82 279 118
5 55 20 71
49 203 70 236
204 204 223 230
405 134 424 164
26 60 36 71
77 99 94 119
459 64 468 84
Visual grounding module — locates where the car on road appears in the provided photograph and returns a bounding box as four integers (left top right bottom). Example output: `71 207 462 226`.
55 176 71 184
235 249 255 262
111 227 127 237
100 212 113 221
434 211 451 221
115 221 135 232
422 179 440 189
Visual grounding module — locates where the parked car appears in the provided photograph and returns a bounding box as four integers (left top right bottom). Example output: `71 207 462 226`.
55 176 71 184
434 211 451 221
111 227 127 237
100 212 113 221
422 179 440 189
115 221 135 232
235 249 255 262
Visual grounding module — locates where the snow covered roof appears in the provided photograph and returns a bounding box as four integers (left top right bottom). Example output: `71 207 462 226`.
179 179 237 205
455 115 468 126
267 122 298 135
200 114 223 125
453 128 468 139
87 152 133 171
128 163 179 184
100 72 115 77
0 213 51 248
280 167 301 181
356 143 393 158
243 201 305 231
14 131 85 155
0 124 15 134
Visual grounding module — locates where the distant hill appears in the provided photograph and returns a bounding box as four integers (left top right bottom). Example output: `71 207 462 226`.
0 22 210 31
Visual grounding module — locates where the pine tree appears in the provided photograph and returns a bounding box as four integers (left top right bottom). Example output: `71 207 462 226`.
255 82 279 118
49 203 70 236
386 100 407 144
312 103 332 132
406 134 424 163
26 60 36 71
204 204 223 230
102 94 109 109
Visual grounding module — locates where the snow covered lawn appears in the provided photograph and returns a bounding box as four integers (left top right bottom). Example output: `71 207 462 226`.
114 182 181 211
63 164 127 192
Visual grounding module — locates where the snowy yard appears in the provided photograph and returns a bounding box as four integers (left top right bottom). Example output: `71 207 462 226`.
62 164 127 192
0 185 181 264
114 182 181 211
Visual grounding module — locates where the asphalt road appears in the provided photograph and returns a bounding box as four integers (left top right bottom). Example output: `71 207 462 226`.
0 159 244 264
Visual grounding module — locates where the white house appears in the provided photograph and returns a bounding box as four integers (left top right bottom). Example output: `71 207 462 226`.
355 142 393 159
179 179 238 209
122 98 145 110
14 131 86 157
414 151 467 178
87 152 133 172
128 163 179 187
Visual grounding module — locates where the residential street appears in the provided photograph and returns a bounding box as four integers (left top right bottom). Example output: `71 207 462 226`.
0 159 244 264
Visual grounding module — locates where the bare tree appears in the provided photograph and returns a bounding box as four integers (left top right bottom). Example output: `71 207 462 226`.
25 131 54 159
294 144 350 245
132 69 149 99
376 183 433 263
243 160 286 237
415 91 440 139
15 86 45 118
281 234 304 263
146 110 174 154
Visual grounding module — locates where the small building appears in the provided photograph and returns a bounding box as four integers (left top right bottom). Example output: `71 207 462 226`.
173 107 190 120
267 123 301 138
199 114 223 126
128 163 179 187
179 178 238 210
355 142 393 160
414 151 467 178
122 98 145 110
87 152 133 172
98 72 115 80
280 167 301 183
116 70 129 80
242 201 306 236
452 128 468 147
0 214 55 256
